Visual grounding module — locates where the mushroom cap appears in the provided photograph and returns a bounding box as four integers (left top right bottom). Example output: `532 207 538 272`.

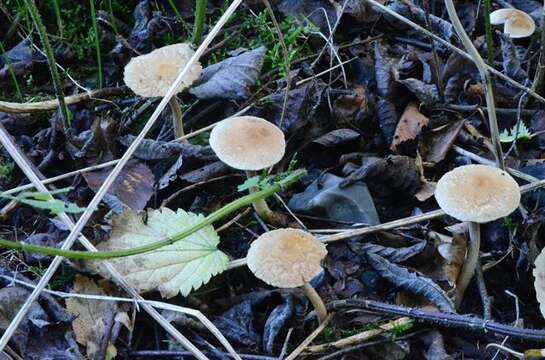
490 8 535 38
209 116 286 171
434 164 520 223
534 248 545 319
246 228 327 288
123 43 202 97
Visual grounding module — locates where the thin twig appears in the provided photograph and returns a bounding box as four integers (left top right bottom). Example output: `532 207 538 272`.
304 317 413 353
329 299 545 342
0 87 128 113
444 0 504 169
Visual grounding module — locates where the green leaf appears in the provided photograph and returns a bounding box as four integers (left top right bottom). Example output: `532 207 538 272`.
499 122 534 143
0 188 85 215
87 207 229 298
237 176 261 192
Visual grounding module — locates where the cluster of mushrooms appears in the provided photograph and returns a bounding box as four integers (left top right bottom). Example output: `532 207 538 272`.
120 37 527 318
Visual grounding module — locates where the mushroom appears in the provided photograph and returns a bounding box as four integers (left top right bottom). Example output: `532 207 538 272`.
246 228 328 323
435 164 520 307
533 247 545 319
123 43 202 140
209 116 287 223
490 8 535 38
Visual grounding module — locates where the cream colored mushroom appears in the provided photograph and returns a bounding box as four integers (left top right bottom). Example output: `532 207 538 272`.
123 43 202 140
435 164 520 307
247 228 328 323
534 248 545 319
210 116 287 223
490 8 536 38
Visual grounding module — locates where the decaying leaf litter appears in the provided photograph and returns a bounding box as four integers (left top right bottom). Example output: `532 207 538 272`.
5 0 545 358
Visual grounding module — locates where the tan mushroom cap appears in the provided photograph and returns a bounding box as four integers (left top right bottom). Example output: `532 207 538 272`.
533 248 545 319
209 116 286 171
490 8 536 38
123 43 202 97
434 164 520 223
246 229 327 288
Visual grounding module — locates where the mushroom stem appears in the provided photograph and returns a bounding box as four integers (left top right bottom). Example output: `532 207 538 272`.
302 281 328 324
169 97 188 142
246 170 275 221
455 221 481 308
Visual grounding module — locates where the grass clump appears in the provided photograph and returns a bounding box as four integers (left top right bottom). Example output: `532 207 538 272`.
209 10 315 77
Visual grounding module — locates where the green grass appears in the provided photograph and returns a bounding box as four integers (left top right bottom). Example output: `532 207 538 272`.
209 10 315 77
0 160 14 182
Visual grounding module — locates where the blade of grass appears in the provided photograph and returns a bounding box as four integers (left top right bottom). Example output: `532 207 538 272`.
50 0 63 37
193 0 208 44
89 0 103 88
0 40 23 101
105 0 118 35
24 0 71 130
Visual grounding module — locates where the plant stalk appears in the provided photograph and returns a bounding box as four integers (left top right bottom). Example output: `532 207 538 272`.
168 97 187 142
24 0 71 131
455 221 480 308
444 0 504 170
0 169 306 260
303 281 328 324
89 0 102 88
245 170 274 221
192 0 208 45
483 0 494 66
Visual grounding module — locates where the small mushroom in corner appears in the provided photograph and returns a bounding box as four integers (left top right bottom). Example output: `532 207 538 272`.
435 164 520 307
209 116 288 224
123 43 203 141
534 247 545 319
246 228 328 324
490 8 536 38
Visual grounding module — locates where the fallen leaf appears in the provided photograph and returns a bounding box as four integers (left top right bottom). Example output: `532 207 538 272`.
88 207 229 298
66 275 128 360
391 103 430 151
332 86 368 124
421 120 464 163
415 181 437 202
263 295 294 354
341 155 421 198
83 160 154 211
351 240 427 263
313 129 361 147
366 253 455 312
190 47 266 100
289 173 380 225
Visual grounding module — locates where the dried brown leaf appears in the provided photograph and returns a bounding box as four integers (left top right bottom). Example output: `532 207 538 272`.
421 120 465 163
66 275 129 360
391 102 430 151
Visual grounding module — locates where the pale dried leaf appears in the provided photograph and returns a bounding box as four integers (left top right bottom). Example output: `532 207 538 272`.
391 103 430 151
66 275 126 360
88 208 229 298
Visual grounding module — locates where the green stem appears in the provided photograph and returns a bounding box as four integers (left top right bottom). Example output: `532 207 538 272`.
0 40 23 101
483 0 494 66
192 0 208 45
0 169 306 260
50 0 63 37
89 0 102 88
24 0 71 130
105 0 118 35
